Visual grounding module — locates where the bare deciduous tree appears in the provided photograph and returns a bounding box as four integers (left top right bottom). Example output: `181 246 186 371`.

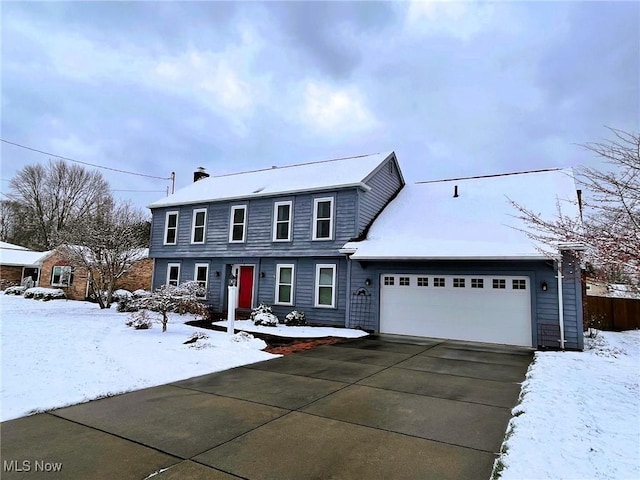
59 201 150 309
512 128 639 286
7 159 111 249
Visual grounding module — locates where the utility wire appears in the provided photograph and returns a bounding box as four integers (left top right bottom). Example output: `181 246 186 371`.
1 138 172 180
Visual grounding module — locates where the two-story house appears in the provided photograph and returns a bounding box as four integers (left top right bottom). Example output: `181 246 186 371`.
148 153 585 351
148 152 403 325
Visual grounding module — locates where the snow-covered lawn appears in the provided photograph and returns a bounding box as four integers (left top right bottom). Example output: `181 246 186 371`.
495 330 640 480
213 319 369 338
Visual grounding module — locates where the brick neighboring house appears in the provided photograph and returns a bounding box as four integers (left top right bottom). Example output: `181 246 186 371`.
39 247 153 301
0 241 49 290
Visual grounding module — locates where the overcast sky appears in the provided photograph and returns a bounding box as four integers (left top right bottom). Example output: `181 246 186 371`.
1 1 638 211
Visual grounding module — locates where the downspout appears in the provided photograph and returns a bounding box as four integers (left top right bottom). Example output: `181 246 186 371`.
556 257 566 350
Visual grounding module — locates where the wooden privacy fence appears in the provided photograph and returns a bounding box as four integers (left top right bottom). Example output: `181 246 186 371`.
583 296 640 331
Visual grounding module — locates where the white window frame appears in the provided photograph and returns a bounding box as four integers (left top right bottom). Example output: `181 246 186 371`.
164 211 179 245
51 265 72 287
272 201 293 242
194 263 209 298
275 264 295 305
229 205 247 243
191 208 207 244
312 197 334 241
314 264 336 308
166 263 181 286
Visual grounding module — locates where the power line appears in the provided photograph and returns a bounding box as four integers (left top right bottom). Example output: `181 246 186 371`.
1 138 172 180
111 189 166 193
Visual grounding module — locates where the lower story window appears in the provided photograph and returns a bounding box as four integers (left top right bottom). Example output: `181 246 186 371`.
51 266 73 287
167 263 180 286
276 264 294 305
194 263 209 297
315 264 336 308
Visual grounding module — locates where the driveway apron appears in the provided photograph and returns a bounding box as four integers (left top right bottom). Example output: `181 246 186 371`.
0 335 533 480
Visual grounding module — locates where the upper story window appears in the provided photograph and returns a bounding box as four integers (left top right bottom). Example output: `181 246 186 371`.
313 197 334 241
229 205 247 243
191 208 207 244
273 201 293 242
167 263 180 286
51 266 73 287
164 211 179 245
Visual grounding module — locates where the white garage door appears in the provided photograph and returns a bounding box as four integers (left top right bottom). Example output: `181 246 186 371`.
379 274 532 347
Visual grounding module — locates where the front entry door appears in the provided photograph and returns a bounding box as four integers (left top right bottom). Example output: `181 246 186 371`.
238 266 254 309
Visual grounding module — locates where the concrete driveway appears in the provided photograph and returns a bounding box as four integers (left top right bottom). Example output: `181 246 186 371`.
1 335 533 480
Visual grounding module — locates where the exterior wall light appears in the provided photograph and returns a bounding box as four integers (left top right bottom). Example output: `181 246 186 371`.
365 278 372 286
541 281 548 291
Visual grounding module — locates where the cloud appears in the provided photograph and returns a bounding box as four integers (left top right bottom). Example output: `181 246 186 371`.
404 0 498 40
299 82 379 137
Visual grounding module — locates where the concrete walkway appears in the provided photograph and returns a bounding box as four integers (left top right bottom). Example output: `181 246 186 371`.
1 336 533 480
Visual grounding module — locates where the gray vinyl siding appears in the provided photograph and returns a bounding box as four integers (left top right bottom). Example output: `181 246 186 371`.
153 256 348 327
347 259 583 350
358 155 404 235
149 190 359 258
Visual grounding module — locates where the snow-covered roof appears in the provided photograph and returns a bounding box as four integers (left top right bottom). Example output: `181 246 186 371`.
0 244 50 267
148 152 396 208
343 168 580 260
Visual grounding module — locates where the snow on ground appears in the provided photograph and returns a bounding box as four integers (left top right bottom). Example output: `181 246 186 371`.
212 319 369 338
495 330 640 480
0 294 278 421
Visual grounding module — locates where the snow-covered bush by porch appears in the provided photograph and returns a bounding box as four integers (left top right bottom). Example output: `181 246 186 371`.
284 310 307 326
250 304 278 326
3 286 27 295
23 287 66 301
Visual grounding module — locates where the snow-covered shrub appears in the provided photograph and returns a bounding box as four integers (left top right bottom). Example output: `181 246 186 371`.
250 304 278 326
116 295 139 313
132 289 151 298
284 310 307 326
126 310 153 330
24 287 66 301
4 285 27 296
21 276 34 289
184 331 210 349
112 289 132 301
232 331 256 343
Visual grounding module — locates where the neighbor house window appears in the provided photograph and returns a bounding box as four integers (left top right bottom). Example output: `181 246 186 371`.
417 277 428 287
191 208 207 244
229 205 247 243
471 278 484 288
194 263 209 297
513 279 527 290
493 279 506 289
275 264 295 305
164 211 179 245
399 277 410 286
51 266 73 287
315 264 336 308
433 277 445 287
167 263 180 286
313 197 334 240
273 201 293 242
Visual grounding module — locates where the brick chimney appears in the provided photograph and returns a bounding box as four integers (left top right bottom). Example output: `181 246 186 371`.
194 167 210 182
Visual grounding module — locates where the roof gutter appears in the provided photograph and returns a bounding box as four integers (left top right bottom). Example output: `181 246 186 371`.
347 254 553 261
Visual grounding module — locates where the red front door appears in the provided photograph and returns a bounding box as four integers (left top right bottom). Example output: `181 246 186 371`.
238 266 254 308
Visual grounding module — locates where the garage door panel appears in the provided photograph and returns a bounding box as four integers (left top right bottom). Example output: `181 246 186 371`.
380 275 532 347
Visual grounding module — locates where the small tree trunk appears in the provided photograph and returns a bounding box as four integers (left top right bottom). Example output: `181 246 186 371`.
162 312 168 333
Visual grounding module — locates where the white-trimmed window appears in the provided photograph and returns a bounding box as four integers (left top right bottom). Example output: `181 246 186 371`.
229 205 247 243
513 279 527 290
313 197 334 240
194 263 209 297
434 277 445 287
384 276 394 286
471 278 484 288
191 208 207 244
399 277 410 286
273 201 293 242
51 266 73 287
275 264 295 305
167 263 180 286
453 278 465 288
417 277 428 287
164 211 179 245
315 264 336 308
493 279 506 289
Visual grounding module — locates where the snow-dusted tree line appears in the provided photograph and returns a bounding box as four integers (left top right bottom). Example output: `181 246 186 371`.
2 159 151 308
512 128 639 287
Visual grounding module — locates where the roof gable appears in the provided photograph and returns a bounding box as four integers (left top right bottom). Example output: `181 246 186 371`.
149 152 395 208
343 168 580 260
